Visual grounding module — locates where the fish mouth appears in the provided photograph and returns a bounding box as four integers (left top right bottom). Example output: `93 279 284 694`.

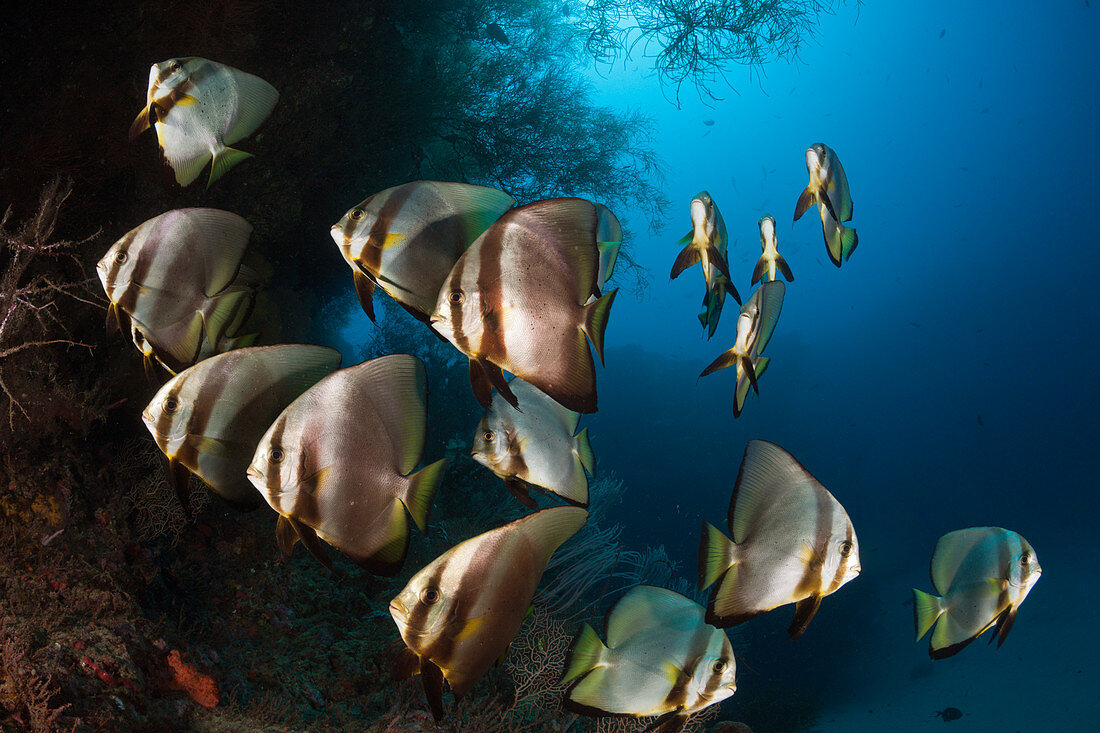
389 599 409 624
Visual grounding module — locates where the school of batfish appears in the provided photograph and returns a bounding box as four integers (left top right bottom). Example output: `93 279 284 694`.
106 56 1040 729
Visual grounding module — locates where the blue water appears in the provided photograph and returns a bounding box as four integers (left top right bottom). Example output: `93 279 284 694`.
331 2 1100 729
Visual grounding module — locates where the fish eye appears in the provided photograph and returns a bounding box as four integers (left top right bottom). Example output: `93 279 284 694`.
269 447 285 464
1020 552 1030 566
350 208 364 221
839 540 853 557
162 396 179 414
114 249 128 263
170 61 183 73
483 431 494 443
712 659 727 674
448 290 465 305
419 587 441 605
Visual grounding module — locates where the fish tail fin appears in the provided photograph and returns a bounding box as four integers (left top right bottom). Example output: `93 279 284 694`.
776 253 794 281
203 288 254 351
698 521 737 591
597 239 621 283
794 186 815 221
403 458 447 532
841 223 859 261
561 623 608 685
208 146 253 188
751 256 767 285
669 239 700 279
574 427 595 475
913 588 944 642
581 288 617 366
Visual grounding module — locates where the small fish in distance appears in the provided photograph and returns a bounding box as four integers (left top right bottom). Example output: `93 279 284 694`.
751 214 794 284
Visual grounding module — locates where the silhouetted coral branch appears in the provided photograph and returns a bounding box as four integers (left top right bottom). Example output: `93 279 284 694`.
0 178 97 431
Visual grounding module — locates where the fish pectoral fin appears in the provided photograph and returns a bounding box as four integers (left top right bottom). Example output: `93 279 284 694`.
379 232 407 249
793 186 815 221
390 647 420 681
504 477 537 508
420 656 447 722
788 594 822 640
661 660 686 686
297 466 332 496
709 247 732 282
448 615 487 642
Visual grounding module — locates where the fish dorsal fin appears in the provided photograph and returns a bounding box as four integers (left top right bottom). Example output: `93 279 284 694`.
930 527 1001 595
223 66 279 146
507 198 600 303
606 585 702 649
348 354 428 476
751 280 785 354
426 181 516 242
171 208 254 295
515 506 588 568
253 344 342 399
511 377 579 434
729 439 820 543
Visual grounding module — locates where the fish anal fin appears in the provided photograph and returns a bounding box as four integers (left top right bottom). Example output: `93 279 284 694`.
788 594 822 640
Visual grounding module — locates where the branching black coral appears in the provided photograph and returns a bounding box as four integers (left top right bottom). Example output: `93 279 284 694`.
0 178 97 432
577 0 850 105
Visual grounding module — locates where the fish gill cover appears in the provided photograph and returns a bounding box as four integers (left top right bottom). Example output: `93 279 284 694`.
2 0 1098 731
